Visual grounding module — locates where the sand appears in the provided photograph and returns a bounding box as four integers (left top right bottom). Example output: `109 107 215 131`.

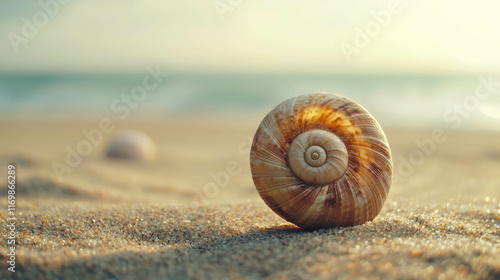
0 118 499 279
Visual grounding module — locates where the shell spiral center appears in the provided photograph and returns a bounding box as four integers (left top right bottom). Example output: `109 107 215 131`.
305 146 327 167
288 130 349 185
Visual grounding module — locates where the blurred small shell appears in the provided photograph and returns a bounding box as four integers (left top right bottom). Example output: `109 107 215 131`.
250 93 392 229
105 131 156 162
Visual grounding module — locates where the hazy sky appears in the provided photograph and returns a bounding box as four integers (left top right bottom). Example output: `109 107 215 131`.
0 0 499 74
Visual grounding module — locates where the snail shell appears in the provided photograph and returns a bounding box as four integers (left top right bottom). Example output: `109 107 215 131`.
250 93 392 229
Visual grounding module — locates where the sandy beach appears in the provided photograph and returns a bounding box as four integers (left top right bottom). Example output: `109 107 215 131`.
0 118 499 279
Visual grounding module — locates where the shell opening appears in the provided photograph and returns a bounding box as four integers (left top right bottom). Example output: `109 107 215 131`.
288 130 349 185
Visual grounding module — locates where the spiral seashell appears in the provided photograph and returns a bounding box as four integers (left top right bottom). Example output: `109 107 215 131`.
250 93 392 229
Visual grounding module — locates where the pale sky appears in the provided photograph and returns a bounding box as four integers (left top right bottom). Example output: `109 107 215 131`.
0 0 499 74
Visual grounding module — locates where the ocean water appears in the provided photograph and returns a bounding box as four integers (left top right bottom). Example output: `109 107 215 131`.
1 73 499 131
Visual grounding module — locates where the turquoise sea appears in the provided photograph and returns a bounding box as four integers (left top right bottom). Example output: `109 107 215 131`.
1 73 498 131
